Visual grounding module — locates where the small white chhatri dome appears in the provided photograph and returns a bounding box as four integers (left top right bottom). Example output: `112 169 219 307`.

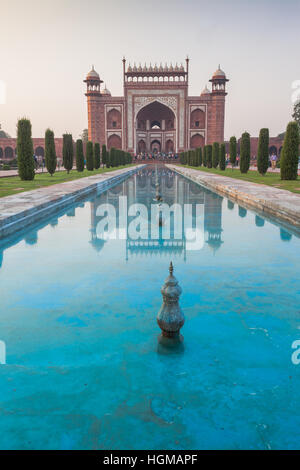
212 64 226 78
101 84 111 96
201 85 211 95
86 65 100 79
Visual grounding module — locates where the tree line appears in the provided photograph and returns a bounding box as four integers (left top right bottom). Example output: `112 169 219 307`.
179 120 299 180
16 118 132 181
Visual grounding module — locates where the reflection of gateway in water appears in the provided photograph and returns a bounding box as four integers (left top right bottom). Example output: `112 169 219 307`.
89 168 226 260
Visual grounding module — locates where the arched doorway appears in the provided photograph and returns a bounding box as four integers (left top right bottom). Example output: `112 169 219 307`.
165 139 174 153
190 134 204 149
151 140 161 153
269 145 277 155
4 146 13 159
107 134 122 150
138 139 146 153
136 100 176 153
35 146 44 157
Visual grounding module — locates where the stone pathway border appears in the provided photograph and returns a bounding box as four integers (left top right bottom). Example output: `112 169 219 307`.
0 165 145 239
167 164 300 230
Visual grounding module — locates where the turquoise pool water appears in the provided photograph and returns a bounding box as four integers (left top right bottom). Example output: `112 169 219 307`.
0 167 299 450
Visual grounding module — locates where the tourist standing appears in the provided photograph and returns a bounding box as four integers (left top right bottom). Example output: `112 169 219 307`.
270 153 277 170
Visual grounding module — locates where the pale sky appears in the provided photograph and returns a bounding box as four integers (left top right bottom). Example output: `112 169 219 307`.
1 0 299 139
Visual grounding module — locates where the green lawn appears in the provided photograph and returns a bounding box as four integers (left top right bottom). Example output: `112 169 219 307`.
0 165 133 198
179 165 300 194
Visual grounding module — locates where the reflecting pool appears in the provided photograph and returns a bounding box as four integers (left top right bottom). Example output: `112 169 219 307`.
0 167 299 450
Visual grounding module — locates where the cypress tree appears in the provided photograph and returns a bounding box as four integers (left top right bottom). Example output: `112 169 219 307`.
203 146 207 167
94 142 101 169
229 136 237 169
102 144 107 167
187 150 191 166
17 118 35 180
219 143 226 170
86 141 94 170
45 128 57 176
240 132 251 173
280 121 300 180
63 133 73 173
212 142 220 168
115 149 120 167
109 148 115 167
257 128 269 175
292 101 300 129
206 145 212 168
76 139 84 172
195 148 200 166
198 147 202 166
193 150 196 166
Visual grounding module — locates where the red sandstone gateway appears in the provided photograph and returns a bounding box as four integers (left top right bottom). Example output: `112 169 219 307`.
84 59 229 154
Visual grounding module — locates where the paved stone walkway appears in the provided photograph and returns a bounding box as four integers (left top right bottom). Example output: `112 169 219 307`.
0 165 144 238
167 164 300 229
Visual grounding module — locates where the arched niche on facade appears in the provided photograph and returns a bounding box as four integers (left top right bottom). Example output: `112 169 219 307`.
166 139 174 153
107 108 122 129
35 146 44 157
4 146 13 159
190 108 205 129
138 139 146 153
107 134 122 150
190 133 204 149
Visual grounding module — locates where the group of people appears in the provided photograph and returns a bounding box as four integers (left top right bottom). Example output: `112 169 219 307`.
251 153 278 170
134 152 179 162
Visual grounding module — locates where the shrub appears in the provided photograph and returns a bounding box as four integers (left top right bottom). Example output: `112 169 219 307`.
62 134 74 173
102 144 107 167
212 142 220 168
45 128 57 176
86 141 94 170
257 128 269 175
280 121 300 180
198 147 202 166
240 132 250 173
203 146 207 167
219 143 226 170
94 142 101 169
76 139 84 172
229 136 237 167
17 118 35 180
206 145 212 168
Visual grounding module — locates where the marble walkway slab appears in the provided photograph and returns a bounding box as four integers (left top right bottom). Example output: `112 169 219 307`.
167 164 300 229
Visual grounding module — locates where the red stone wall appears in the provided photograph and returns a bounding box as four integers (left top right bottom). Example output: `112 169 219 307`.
87 96 102 143
0 137 64 160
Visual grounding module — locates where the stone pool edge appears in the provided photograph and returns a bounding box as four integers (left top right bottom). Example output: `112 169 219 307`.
167 164 300 229
0 165 145 238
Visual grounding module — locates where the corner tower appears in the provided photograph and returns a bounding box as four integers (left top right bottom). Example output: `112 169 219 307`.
84 66 103 143
208 65 229 143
